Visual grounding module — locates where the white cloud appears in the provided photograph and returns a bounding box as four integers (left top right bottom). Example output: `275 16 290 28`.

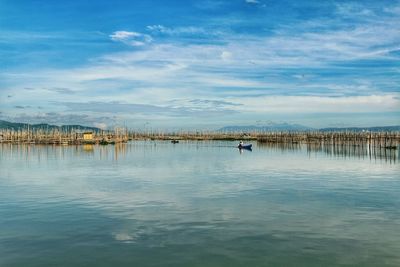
94 122 107 130
110 31 140 40
234 95 400 113
110 30 152 46
335 3 374 17
146 25 168 33
245 0 259 4
384 5 400 15
220 51 232 61
146 25 213 36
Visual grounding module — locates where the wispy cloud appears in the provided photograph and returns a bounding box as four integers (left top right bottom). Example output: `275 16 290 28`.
194 1 226 10
57 101 238 117
110 31 152 46
188 99 242 107
167 99 243 111
245 0 259 4
0 112 113 126
146 25 206 36
235 94 400 113
47 87 76 94
335 2 375 17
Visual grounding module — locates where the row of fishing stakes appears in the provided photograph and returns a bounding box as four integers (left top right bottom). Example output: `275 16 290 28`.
257 131 400 149
1 128 399 149
0 127 129 145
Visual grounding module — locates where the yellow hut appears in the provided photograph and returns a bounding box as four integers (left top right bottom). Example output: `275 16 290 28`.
83 132 93 141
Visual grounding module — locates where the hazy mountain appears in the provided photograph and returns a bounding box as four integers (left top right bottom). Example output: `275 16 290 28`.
218 123 400 132
0 120 101 132
218 123 313 132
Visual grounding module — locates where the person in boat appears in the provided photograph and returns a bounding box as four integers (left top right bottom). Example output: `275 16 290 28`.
239 141 243 148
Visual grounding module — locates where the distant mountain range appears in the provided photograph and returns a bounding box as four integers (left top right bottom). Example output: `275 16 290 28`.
218 122 312 132
218 123 400 132
0 120 101 132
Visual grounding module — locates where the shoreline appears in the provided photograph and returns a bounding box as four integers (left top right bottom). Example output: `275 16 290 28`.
0 131 398 149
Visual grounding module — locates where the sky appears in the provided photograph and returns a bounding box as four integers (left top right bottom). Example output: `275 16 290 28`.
0 0 399 130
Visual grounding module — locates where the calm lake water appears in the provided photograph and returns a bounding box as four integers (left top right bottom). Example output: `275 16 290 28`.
1 141 399 267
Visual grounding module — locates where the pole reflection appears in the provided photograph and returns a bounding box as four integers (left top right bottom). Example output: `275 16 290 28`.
0 143 129 162
257 142 398 163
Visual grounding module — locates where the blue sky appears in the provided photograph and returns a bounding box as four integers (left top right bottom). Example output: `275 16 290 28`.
1 0 399 130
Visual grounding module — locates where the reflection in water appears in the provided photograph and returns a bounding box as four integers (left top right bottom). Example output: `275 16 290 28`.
238 147 252 154
0 141 399 267
0 143 129 162
1 141 398 163
83 144 94 152
306 143 398 163
257 142 398 163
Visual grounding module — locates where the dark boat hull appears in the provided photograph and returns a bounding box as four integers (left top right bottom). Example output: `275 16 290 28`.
238 144 252 149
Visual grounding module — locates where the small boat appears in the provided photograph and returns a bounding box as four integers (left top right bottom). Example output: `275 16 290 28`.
238 143 252 149
171 140 179 144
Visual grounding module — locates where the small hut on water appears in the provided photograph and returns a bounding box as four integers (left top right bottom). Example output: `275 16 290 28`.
83 132 93 141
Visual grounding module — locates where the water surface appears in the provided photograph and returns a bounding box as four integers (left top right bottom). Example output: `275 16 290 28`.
0 141 399 266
